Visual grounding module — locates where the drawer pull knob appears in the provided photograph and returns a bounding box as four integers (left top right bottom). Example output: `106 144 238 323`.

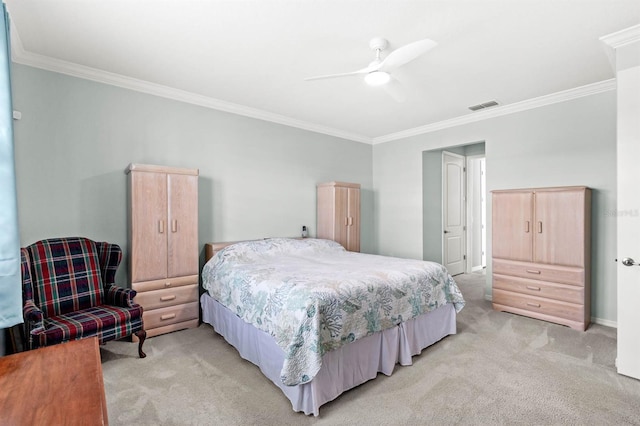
160 313 176 321
527 302 541 308
526 269 541 274
165 282 172 287
526 285 541 291
160 295 176 302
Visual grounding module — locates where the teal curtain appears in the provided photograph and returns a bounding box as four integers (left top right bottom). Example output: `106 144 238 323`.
0 5 21 329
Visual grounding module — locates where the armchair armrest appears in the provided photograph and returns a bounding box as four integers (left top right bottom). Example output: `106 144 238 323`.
104 284 138 308
23 299 43 325
23 299 44 350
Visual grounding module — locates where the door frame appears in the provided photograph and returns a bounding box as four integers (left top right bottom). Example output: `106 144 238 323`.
465 154 487 273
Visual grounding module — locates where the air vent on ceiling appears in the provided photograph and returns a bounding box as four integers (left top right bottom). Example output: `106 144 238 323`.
468 100 500 111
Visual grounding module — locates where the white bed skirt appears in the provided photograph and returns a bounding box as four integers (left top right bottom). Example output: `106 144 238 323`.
200 292 457 416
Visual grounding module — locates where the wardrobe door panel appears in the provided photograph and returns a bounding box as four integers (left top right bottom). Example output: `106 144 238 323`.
334 186 349 249
534 189 586 267
130 171 168 282
167 173 199 278
492 191 533 261
316 185 335 242
346 187 360 252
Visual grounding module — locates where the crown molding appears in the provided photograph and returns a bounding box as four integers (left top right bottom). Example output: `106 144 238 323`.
599 25 640 70
8 21 618 147
9 23 372 145
372 79 616 144
600 24 640 49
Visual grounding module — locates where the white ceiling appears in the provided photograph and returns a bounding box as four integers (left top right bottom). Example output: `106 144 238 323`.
5 0 640 143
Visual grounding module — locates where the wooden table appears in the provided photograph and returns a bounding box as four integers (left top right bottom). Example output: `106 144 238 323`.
0 337 108 425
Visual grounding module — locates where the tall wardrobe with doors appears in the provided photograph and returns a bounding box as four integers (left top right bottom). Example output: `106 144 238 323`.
126 164 199 340
491 186 591 331
317 181 361 252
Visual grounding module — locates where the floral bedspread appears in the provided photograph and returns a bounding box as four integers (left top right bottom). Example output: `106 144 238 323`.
201 238 465 386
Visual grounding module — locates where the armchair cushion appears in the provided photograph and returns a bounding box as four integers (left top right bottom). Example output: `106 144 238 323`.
39 304 143 347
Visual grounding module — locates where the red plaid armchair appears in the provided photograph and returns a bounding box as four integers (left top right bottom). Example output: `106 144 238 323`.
21 237 146 357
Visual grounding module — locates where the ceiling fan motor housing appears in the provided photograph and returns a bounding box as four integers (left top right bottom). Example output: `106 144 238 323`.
369 37 388 52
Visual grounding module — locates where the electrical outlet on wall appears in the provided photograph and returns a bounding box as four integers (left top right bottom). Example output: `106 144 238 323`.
301 225 308 238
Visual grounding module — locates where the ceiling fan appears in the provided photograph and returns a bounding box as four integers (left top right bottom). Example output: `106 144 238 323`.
305 37 437 102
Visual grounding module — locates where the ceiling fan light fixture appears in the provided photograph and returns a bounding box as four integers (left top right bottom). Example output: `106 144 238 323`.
365 71 390 86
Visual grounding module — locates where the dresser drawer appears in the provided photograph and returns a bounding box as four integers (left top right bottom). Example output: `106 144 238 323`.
134 284 198 311
493 259 584 286
493 288 583 322
493 274 584 304
132 275 198 293
142 301 199 330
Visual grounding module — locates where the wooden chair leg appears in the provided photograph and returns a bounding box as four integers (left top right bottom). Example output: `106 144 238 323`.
135 330 147 358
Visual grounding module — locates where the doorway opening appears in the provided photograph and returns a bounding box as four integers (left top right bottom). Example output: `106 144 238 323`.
466 155 486 272
422 142 486 276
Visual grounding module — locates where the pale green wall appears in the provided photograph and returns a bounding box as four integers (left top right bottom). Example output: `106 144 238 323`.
11 63 618 324
374 92 617 324
11 64 373 286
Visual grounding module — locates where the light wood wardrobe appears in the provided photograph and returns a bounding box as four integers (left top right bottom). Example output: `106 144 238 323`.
126 164 199 340
317 181 361 252
491 186 591 331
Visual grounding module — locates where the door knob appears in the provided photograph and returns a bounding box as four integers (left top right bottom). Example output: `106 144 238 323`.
622 257 636 266
443 230 450 234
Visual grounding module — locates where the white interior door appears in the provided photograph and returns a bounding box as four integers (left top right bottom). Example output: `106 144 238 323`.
443 151 465 275
616 41 640 380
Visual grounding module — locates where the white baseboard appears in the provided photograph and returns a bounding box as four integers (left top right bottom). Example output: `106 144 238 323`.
591 317 617 328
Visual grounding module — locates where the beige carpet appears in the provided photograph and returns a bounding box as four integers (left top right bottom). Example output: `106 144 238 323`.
100 273 640 425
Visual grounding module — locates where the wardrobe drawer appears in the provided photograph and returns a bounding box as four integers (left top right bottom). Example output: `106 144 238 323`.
132 275 198 293
493 259 584 286
134 284 198 311
493 274 584 304
142 301 199 330
492 289 583 322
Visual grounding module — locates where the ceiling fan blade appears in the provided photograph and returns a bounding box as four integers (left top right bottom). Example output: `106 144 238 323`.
379 39 437 72
382 77 407 103
305 63 379 81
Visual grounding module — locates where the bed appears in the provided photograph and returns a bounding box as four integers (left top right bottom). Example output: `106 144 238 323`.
200 238 465 416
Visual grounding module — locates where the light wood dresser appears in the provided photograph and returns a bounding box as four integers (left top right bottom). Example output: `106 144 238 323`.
491 186 591 331
317 181 361 252
126 164 199 339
